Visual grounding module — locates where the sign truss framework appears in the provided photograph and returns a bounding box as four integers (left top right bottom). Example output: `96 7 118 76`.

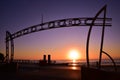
5 5 117 71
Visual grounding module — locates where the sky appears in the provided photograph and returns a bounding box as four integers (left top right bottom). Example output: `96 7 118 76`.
0 0 120 60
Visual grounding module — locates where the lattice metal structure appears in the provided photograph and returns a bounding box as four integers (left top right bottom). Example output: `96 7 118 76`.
5 5 116 71
6 18 111 41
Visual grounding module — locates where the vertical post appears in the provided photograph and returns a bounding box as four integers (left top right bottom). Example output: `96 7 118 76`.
6 40 9 63
86 30 90 67
11 39 14 62
99 6 106 69
6 31 9 63
6 31 14 63
86 5 107 68
41 14 44 29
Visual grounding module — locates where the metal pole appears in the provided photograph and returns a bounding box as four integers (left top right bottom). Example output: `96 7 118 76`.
6 31 9 63
11 39 14 62
86 5 107 67
99 6 106 69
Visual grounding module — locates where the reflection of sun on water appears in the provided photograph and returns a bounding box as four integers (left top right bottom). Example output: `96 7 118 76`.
68 49 81 70
68 49 81 62
72 66 77 70
69 50 79 60
71 63 78 70
73 59 76 63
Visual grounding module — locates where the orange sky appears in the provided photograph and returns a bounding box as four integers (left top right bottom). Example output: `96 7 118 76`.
1 0 120 61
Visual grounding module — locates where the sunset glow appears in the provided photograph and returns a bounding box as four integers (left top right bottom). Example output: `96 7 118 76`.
0 0 120 61
68 50 80 61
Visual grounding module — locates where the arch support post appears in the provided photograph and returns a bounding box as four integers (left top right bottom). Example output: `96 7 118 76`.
6 35 9 63
11 38 14 62
98 5 107 69
6 31 14 63
86 5 107 67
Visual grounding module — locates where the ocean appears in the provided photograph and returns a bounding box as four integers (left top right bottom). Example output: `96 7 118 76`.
14 59 120 66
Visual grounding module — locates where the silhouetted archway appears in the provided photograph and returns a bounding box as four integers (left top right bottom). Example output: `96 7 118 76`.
6 5 115 70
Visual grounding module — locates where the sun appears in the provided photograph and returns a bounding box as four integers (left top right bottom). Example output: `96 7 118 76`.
68 50 80 61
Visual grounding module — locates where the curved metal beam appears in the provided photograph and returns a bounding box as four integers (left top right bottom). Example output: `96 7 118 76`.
6 17 111 41
5 6 112 63
86 5 108 67
102 51 117 72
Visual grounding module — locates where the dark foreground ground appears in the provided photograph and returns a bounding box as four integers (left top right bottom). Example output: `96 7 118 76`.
0 66 81 80
0 63 120 80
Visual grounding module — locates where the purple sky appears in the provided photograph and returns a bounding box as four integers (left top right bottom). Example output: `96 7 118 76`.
0 0 120 60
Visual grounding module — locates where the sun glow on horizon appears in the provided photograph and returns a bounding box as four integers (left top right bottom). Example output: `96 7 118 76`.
68 49 81 61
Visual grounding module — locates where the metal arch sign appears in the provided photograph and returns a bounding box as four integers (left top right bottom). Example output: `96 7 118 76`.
5 5 115 70
6 17 111 41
